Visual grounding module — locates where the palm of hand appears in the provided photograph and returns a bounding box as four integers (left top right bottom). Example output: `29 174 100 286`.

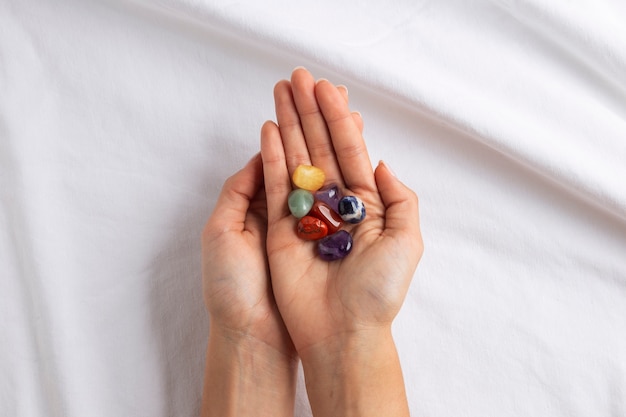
266 191 416 352
202 156 294 356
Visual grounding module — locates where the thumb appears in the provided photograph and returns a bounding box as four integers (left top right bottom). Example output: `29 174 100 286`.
374 161 421 241
205 153 264 234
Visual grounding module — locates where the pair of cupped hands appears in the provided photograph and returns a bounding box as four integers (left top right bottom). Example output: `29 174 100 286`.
202 68 423 369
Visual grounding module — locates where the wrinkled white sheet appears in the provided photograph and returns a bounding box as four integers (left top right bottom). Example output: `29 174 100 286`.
1 0 625 416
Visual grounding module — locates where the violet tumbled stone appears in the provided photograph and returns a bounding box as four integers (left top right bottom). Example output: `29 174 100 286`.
317 230 353 261
338 196 366 224
314 184 341 214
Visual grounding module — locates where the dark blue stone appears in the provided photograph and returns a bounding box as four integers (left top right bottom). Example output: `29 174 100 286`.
338 196 366 224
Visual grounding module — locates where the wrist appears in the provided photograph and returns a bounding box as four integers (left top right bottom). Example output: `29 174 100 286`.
300 326 410 417
201 325 298 417
299 325 391 367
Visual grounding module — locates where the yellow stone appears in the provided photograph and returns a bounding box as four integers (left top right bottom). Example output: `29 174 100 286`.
292 165 326 191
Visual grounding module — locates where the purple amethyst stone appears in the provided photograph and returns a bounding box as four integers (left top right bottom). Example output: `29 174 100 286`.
317 230 353 261
314 184 341 214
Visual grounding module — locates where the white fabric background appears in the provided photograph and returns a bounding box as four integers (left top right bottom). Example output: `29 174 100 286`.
1 0 625 416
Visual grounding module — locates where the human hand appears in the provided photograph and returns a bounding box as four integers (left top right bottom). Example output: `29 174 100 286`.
200 76 355 417
201 154 298 417
260 68 423 356
201 153 294 357
260 68 422 416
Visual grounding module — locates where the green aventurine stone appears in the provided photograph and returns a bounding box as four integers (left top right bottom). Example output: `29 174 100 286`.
288 189 314 219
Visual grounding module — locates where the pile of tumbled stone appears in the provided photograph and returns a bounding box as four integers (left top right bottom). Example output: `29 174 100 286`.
287 165 366 261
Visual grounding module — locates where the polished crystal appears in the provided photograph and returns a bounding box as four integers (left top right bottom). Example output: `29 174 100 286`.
318 230 353 261
314 184 341 213
292 165 326 191
288 189 314 219
338 196 366 224
310 201 343 234
297 216 328 240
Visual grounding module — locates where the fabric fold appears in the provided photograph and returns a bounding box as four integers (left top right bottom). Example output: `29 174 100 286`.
3 1 625 416
135 0 626 222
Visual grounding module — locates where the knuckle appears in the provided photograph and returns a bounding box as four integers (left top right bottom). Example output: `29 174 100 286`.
338 142 365 160
307 141 335 158
264 180 291 196
287 153 310 169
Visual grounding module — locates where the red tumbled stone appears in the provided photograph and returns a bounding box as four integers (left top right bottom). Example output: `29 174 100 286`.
310 201 343 234
297 216 329 240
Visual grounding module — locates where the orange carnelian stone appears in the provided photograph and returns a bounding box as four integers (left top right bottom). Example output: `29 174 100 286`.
310 201 343 234
297 216 329 240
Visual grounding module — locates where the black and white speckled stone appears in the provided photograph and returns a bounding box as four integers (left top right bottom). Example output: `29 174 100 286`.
338 196 366 224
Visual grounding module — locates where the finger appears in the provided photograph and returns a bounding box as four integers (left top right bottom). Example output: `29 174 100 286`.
336 84 363 133
336 85 361 131
260 120 292 225
274 79 311 175
337 85 349 103
337 85 364 133
206 153 264 234
315 79 377 193
374 161 422 249
291 68 343 186
352 111 364 133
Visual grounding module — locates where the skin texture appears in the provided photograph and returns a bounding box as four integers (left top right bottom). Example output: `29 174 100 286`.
261 69 423 416
201 67 423 417
200 153 298 417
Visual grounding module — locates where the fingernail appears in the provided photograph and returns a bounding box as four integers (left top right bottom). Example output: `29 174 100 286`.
352 110 362 118
380 160 397 177
293 66 307 72
337 84 349 96
316 78 329 85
